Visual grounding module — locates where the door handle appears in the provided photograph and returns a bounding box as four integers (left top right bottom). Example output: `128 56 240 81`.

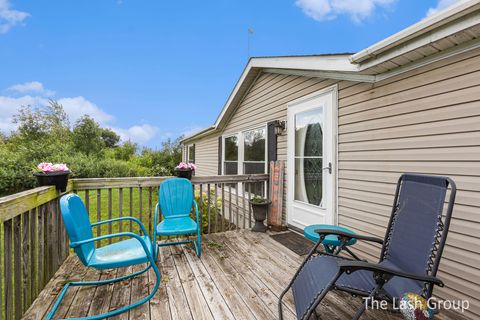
322 162 332 174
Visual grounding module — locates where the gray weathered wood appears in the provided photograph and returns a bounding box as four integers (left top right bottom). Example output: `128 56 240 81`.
0 183 73 223
207 184 211 234
108 188 112 244
22 211 30 312
3 219 12 320
148 187 153 235
96 189 101 238
13 215 22 319
29 209 36 302
129 187 133 232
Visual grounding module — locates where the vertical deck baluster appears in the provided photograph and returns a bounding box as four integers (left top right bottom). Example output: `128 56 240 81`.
207 184 211 234
129 187 133 232
96 189 101 238
108 188 113 244
228 185 232 230
148 187 153 236
49 201 59 278
13 215 21 319
242 183 246 229
139 187 143 234
29 209 36 302
248 183 252 228
4 219 12 320
221 184 225 232
37 205 44 291
119 188 123 237
199 184 203 234
214 184 218 233
22 211 30 311
235 182 239 230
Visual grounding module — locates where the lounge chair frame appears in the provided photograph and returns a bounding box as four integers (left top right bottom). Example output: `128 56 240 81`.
279 174 456 320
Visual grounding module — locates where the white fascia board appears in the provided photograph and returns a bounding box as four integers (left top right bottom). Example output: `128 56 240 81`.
213 55 357 129
213 61 257 128
250 55 358 72
263 68 375 83
351 0 480 64
180 125 216 144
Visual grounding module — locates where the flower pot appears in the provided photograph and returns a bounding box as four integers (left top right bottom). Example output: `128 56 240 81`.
174 168 193 180
33 171 71 192
249 199 271 232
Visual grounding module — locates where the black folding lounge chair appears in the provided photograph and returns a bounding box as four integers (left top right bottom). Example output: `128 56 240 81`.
278 174 456 320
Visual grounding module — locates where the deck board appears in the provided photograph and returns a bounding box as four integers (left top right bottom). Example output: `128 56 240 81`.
23 230 463 320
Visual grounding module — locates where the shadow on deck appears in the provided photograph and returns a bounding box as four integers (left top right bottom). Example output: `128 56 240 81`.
23 230 460 320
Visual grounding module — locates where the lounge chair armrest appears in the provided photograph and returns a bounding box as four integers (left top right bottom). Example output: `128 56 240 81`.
91 217 148 236
337 260 444 287
70 232 152 256
314 228 384 244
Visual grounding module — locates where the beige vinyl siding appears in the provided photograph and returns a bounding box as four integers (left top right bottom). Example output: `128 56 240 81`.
222 72 340 222
337 48 480 320
187 134 219 176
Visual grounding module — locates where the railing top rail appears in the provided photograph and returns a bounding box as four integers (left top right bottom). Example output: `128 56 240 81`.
0 181 73 222
71 174 269 190
0 174 269 221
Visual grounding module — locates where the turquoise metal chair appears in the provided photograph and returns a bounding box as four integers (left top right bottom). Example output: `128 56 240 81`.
47 193 161 320
153 178 201 258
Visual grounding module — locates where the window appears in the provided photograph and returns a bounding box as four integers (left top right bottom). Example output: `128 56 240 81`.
224 135 238 175
243 128 266 196
187 145 195 164
223 126 267 195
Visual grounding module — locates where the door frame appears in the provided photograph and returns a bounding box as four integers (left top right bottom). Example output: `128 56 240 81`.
286 84 339 228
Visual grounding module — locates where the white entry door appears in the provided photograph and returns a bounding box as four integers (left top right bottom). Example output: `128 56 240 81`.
287 88 336 229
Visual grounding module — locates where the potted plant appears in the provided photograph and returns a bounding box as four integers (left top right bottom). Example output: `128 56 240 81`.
249 195 271 232
174 162 196 180
33 163 71 192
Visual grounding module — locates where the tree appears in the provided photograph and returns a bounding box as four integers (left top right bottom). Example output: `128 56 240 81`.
114 140 137 161
101 128 120 148
72 115 104 155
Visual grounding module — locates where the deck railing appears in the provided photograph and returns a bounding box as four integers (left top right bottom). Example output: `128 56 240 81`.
0 173 269 319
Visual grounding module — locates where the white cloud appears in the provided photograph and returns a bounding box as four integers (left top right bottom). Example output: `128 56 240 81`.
295 0 396 23
0 0 30 34
57 96 114 125
111 124 159 144
0 82 160 145
426 0 469 17
7 81 55 97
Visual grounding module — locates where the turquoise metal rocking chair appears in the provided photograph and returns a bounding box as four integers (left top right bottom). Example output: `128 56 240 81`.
47 193 161 320
153 178 201 258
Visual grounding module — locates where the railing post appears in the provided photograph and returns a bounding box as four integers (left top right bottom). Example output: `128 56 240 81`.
3 219 12 320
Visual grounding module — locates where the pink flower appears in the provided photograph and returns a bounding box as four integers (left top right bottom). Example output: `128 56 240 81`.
175 162 196 171
37 162 69 172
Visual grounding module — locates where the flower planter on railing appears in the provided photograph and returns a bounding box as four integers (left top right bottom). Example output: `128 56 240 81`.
33 163 71 192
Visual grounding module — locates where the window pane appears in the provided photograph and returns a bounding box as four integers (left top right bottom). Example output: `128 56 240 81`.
225 136 238 161
224 162 238 175
188 145 195 163
295 108 323 157
244 128 265 161
294 158 322 206
243 162 265 174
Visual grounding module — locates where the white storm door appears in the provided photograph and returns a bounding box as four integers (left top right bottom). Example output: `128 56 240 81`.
287 89 336 229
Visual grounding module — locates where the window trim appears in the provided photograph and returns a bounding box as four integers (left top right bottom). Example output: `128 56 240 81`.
221 124 268 197
187 144 195 164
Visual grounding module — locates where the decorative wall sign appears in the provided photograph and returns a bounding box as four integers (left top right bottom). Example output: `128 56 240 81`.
269 160 287 231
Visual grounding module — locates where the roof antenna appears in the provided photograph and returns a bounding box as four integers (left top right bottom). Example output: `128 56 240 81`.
247 27 254 59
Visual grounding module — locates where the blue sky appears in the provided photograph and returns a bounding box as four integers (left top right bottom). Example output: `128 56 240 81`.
0 0 463 148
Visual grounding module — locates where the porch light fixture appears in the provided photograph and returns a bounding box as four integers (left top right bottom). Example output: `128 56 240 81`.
274 120 286 135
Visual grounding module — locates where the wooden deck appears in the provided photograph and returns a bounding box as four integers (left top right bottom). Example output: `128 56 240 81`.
23 230 461 320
